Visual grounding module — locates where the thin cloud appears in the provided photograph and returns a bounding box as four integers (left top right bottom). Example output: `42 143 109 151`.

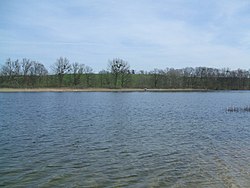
1 0 250 71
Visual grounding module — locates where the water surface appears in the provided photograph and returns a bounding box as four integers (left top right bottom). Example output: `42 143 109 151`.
0 91 250 187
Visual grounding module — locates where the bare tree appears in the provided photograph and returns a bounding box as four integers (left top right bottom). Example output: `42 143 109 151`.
21 59 32 76
120 65 130 88
1 58 13 77
33 62 48 76
52 57 71 86
84 65 93 87
108 58 130 88
27 62 48 86
1 58 20 79
21 58 32 85
72 62 84 86
99 70 110 87
149 68 161 88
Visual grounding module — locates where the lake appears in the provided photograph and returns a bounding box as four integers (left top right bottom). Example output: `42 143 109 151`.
0 91 250 187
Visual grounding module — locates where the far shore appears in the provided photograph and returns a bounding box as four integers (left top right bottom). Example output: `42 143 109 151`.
0 88 211 92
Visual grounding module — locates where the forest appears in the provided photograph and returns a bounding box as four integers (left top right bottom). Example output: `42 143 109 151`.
1 57 250 90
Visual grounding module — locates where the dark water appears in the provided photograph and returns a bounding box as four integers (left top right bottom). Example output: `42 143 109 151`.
0 91 250 187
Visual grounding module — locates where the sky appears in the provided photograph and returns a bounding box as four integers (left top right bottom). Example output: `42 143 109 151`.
1 0 250 72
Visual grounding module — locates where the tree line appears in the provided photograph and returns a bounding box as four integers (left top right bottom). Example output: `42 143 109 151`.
1 57 250 90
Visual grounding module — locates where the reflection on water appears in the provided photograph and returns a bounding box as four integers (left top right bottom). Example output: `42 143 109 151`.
0 92 250 187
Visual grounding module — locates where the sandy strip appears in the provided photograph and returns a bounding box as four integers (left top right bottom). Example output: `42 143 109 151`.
0 88 210 92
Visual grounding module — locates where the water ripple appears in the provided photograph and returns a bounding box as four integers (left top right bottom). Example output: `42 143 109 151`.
0 92 250 187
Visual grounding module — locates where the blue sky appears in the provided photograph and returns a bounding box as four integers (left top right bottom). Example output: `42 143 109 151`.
1 0 250 72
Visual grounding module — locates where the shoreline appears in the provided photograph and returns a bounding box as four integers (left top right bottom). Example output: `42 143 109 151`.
0 88 211 92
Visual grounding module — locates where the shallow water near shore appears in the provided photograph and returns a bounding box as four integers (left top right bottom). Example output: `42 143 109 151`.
0 91 250 187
